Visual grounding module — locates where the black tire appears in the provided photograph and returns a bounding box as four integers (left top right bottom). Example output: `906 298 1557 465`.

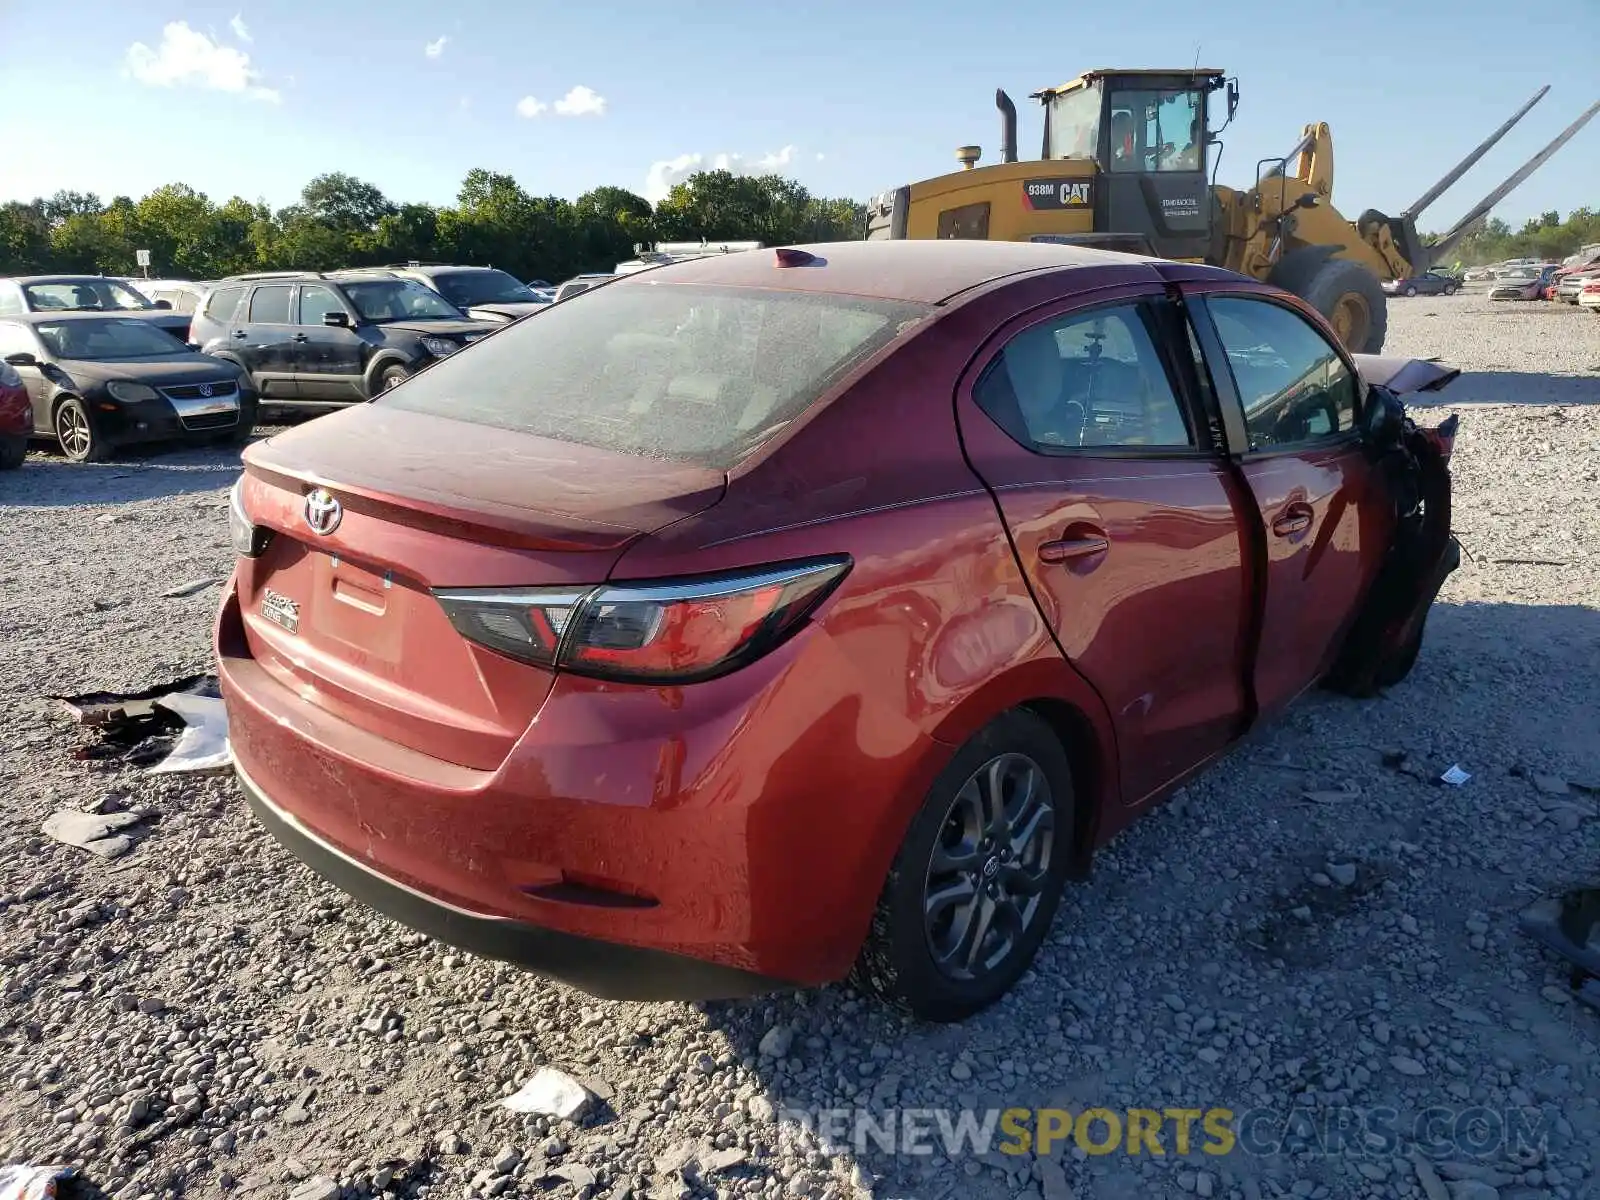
1443 284 1457 296
1403 284 1418 298
375 363 410 395
54 396 108 463
1296 259 1389 354
0 434 25 470
1373 611 1427 690
850 709 1074 1022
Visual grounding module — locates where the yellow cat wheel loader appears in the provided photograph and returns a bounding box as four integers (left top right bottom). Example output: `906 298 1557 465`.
864 70 1599 352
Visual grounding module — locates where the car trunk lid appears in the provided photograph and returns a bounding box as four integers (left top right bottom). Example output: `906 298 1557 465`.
233 404 725 769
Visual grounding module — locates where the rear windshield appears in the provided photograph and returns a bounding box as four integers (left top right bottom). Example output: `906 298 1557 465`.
380 282 930 469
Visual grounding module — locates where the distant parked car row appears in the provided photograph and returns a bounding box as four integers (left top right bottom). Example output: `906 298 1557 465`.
0 260 618 464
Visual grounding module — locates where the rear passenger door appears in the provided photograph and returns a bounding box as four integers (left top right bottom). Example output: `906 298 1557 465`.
1187 289 1391 719
238 284 299 398
956 285 1254 806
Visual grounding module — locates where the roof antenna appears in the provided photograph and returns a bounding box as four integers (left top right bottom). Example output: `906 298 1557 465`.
1193 43 1202 71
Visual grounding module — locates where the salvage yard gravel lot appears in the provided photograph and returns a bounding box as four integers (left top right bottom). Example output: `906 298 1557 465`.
0 293 1597 1200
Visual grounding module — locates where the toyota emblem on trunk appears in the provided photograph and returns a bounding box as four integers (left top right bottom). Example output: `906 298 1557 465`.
304 488 342 536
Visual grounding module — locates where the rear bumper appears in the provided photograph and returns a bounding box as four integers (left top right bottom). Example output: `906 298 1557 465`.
235 760 787 1000
215 576 940 995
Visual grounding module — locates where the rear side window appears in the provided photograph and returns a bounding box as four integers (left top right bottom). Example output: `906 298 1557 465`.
381 282 929 469
204 286 243 325
974 301 1194 450
938 203 991 239
248 285 293 324
1206 297 1356 450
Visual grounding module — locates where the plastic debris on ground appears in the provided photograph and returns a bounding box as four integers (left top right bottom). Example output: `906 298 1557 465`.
50 674 231 773
1438 763 1471 786
0 1165 77 1200
40 809 148 859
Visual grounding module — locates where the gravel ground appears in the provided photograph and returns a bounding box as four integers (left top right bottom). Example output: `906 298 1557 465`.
0 295 1597 1200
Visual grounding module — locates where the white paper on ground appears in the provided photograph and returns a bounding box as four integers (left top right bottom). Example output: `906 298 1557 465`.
149 692 233 774
499 1067 593 1118
1439 763 1472 786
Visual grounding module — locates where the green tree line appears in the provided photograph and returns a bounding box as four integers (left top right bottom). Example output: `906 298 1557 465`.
1449 208 1600 266
0 169 869 284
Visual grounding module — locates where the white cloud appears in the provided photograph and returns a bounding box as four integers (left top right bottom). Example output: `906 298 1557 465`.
125 21 278 103
642 145 810 204
425 36 448 58
229 13 251 42
515 95 548 118
755 145 797 171
553 85 606 117
815 152 825 162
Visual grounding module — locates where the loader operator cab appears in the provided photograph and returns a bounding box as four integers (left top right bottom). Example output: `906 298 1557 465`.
1036 69 1232 260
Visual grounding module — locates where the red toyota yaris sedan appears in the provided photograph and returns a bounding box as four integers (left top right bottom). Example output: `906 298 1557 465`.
0 356 29 469
218 241 1458 1021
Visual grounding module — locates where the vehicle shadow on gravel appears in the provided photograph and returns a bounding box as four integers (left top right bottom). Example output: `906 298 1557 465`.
687 596 1600 1200
1412 370 1600 407
0 450 246 508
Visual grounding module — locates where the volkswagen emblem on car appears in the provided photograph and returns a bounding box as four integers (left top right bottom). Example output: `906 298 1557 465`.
198 383 213 397
304 488 342 536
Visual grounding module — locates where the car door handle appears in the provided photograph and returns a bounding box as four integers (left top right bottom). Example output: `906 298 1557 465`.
232 330 248 339
1272 503 1314 538
1039 535 1110 564
291 334 309 343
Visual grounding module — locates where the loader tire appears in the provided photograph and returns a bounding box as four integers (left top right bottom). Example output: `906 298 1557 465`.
1296 259 1389 354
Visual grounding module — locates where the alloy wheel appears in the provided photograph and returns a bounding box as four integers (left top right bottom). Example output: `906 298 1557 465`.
56 402 92 461
922 752 1056 982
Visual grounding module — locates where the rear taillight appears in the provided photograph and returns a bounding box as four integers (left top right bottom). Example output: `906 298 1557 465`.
228 477 272 558
433 556 852 684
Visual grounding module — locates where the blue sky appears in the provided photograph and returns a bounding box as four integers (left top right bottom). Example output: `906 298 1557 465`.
1 0 1595 230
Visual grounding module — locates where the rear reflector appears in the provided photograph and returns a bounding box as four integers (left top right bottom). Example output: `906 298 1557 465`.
434 556 851 684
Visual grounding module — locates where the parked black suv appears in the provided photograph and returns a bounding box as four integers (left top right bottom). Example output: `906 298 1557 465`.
380 263 551 324
187 271 501 406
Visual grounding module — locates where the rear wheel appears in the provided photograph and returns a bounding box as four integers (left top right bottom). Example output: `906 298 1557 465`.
1374 612 1427 689
54 397 108 463
850 709 1074 1022
1443 284 1458 296
1296 259 1389 354
0 434 25 470
1403 284 1418 297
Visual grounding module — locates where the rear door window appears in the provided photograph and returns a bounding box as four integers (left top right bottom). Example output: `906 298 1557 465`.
247 285 293 324
974 301 1195 451
381 282 929 469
